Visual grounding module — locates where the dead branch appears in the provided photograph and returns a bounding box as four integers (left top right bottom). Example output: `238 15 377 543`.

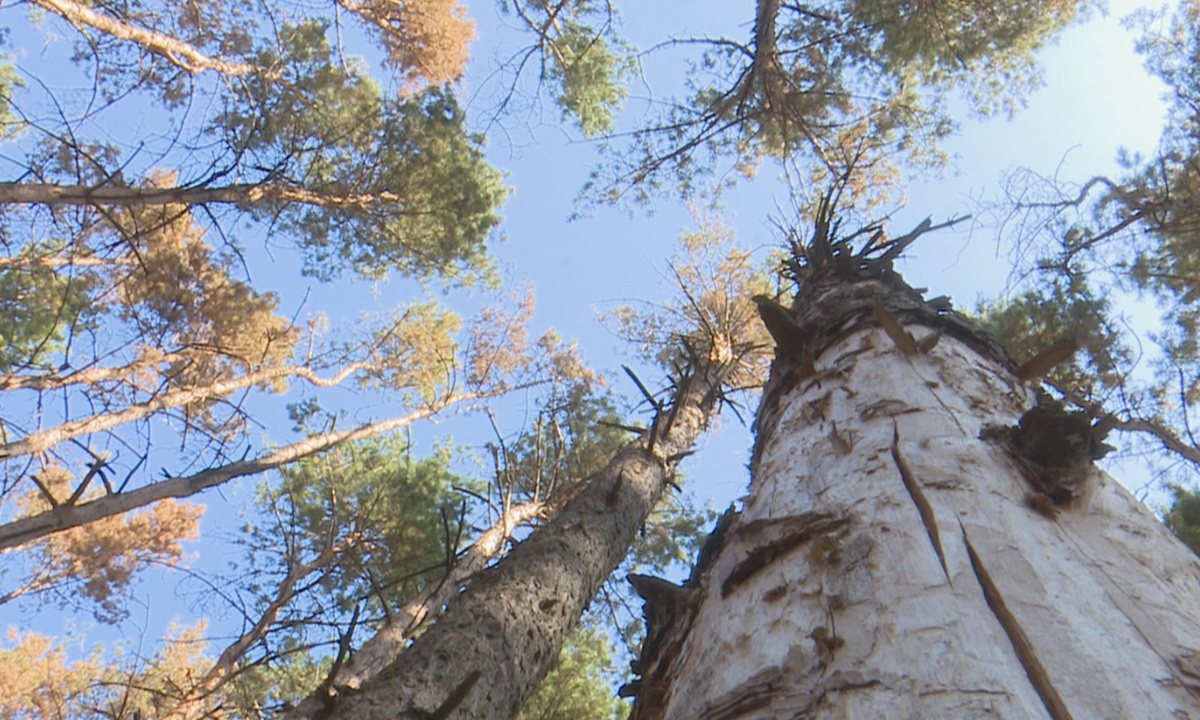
0 388 509 551
29 0 259 76
0 363 369 461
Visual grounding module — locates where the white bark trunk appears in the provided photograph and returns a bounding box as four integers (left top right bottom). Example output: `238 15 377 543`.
635 319 1200 718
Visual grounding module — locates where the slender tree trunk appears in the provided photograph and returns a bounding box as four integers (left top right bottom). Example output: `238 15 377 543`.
627 263 1200 718
0 390 500 550
285 499 546 720
319 359 731 720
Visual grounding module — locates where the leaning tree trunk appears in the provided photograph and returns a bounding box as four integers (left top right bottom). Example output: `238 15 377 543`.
319 353 732 720
627 239 1200 719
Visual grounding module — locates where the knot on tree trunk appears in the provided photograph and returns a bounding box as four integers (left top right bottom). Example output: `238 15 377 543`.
982 389 1116 512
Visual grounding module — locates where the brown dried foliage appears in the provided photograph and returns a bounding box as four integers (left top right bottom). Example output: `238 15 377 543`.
113 174 298 394
0 629 101 720
605 216 774 390
13 465 202 623
341 0 475 93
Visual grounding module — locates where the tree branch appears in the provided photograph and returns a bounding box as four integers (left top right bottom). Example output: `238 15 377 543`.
0 389 502 551
162 542 346 720
0 363 369 461
0 182 403 210
0 256 136 268
29 0 259 76
0 358 179 392
286 499 547 720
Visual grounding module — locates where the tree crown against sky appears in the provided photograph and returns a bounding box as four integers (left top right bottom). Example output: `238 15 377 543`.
3 0 1200 717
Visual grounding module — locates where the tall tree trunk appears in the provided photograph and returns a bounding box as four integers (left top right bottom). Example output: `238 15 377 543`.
628 236 1200 719
320 358 732 720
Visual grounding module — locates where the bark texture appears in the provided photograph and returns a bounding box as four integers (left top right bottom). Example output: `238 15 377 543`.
628 244 1200 719
320 360 729 720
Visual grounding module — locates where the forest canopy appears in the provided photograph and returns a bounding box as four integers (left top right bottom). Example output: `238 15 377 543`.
3 0 1200 718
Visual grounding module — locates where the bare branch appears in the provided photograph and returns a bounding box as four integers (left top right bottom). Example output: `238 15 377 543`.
29 0 259 76
0 359 179 392
0 388 509 551
162 542 346 719
1111 417 1200 471
0 183 403 210
0 363 369 461
0 256 137 268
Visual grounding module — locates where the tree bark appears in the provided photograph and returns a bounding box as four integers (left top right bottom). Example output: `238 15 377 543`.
284 499 546 720
628 261 1200 718
0 183 399 209
318 359 730 720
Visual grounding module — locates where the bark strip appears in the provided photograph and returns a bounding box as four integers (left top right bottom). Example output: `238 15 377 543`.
962 525 1076 720
720 513 846 597
890 422 949 581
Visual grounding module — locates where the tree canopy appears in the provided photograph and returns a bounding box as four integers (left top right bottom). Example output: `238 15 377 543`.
4 0 1200 717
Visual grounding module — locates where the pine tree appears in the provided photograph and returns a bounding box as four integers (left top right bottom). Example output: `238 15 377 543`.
624 208 1200 718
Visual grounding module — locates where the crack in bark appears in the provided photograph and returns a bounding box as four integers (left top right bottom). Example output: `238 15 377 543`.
430 670 480 720
961 524 1076 720
695 668 880 720
1053 525 1200 704
720 513 847 597
890 421 949 582
697 665 780 720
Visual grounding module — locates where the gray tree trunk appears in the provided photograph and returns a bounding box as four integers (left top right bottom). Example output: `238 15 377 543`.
320 359 730 720
628 263 1200 719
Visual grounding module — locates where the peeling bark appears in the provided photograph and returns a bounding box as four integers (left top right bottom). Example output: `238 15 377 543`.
631 262 1200 718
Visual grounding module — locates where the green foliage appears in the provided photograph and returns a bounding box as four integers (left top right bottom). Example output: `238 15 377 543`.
501 384 629 500
503 0 633 138
0 30 21 139
631 494 718 571
848 0 1087 115
210 435 478 711
547 21 632 137
218 22 506 283
221 642 330 717
0 245 98 373
256 434 474 612
354 301 463 400
999 1 1200 419
520 627 628 720
593 0 1092 206
1165 485 1200 556
975 278 1130 397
